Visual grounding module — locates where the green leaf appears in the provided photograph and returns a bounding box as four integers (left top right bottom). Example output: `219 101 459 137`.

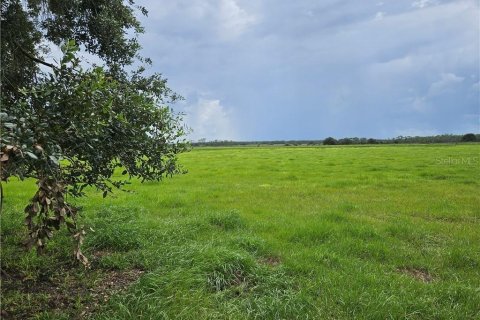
49 155 59 165
26 152 38 160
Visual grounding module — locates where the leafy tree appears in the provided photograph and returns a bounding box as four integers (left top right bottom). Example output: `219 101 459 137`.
323 137 337 145
338 138 353 145
461 133 477 142
367 138 378 144
1 1 188 265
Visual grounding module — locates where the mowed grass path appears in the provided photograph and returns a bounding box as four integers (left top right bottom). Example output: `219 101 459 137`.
2 144 479 319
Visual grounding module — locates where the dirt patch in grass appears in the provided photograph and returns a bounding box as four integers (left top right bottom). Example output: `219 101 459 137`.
0 266 144 319
91 249 113 259
258 256 281 267
397 267 433 283
80 268 144 318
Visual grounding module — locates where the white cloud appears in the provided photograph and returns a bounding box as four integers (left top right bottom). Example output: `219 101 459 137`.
139 0 256 41
412 0 438 9
284 1 477 69
374 11 386 20
428 72 464 96
218 0 256 40
184 98 237 141
411 72 465 113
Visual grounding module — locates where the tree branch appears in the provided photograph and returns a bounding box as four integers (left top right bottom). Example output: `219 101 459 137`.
14 41 58 70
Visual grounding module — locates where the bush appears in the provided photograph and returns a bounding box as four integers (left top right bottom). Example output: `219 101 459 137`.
323 137 337 145
461 133 477 142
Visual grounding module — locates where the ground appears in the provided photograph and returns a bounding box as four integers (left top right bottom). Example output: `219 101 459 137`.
1 144 479 319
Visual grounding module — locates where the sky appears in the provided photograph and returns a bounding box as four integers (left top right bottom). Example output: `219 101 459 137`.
134 0 479 141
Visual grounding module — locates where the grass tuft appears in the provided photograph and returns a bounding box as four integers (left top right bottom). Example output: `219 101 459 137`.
208 210 246 231
85 206 145 252
204 249 256 292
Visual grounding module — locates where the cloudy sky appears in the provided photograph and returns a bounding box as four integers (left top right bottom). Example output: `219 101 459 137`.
135 0 479 141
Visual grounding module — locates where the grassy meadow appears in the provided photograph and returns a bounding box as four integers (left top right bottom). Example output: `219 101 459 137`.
1 144 479 319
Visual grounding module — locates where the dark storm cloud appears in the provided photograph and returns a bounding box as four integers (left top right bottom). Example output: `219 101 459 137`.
136 0 479 140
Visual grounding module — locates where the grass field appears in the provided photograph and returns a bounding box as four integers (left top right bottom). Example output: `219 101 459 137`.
1 144 479 319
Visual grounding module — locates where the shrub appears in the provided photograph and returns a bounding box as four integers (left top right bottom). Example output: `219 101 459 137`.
461 133 477 142
323 137 337 145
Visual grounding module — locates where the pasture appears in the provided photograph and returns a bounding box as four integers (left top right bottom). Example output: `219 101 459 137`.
1 144 479 319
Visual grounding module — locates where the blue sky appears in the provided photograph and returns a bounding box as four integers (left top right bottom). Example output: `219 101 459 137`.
135 0 479 141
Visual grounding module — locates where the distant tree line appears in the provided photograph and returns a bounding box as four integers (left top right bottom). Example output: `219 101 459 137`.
192 133 479 147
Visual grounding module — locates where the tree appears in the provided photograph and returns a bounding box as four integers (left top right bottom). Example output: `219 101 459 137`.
461 133 477 142
1 1 188 266
323 137 337 145
338 138 353 145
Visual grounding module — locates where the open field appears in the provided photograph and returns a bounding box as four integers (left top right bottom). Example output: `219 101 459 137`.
1 144 479 319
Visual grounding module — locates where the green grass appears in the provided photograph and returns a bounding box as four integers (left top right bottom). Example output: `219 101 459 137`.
1 144 479 319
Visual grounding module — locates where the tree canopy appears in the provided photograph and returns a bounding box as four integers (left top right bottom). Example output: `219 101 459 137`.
323 137 337 145
461 133 477 142
1 0 188 265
